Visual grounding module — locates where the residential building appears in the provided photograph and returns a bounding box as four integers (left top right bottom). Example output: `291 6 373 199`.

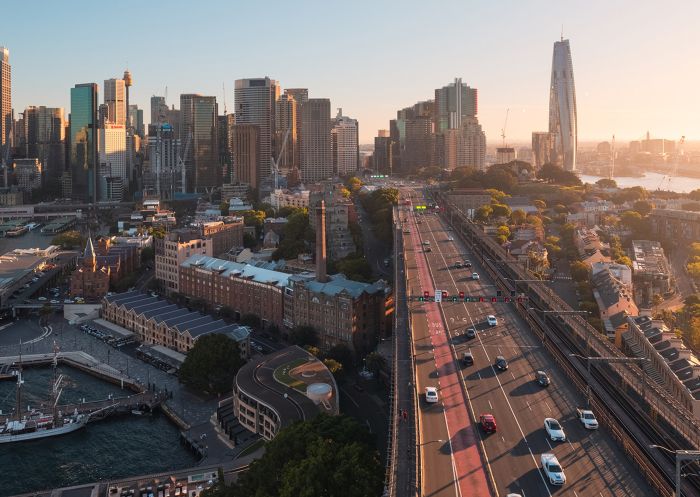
234 78 279 186
13 158 42 192
374 131 392 175
574 227 608 257
104 78 126 126
179 255 289 328
99 123 127 201
70 83 99 202
233 346 338 440
632 240 673 305
507 240 549 273
591 261 632 287
512 224 545 243
650 209 700 243
331 109 359 176
434 78 477 133
101 290 251 355
145 123 181 199
549 38 578 171
155 232 212 294
310 185 356 260
496 147 516 164
591 268 638 336
265 188 310 210
0 47 10 155
197 220 245 256
300 98 332 182
532 132 553 169
620 314 700 421
403 115 433 172
22 106 66 180
232 124 259 188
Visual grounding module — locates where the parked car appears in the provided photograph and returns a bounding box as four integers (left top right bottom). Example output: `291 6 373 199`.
464 260 472 268
465 327 476 339
472 272 480 280
495 356 508 371
38 297 47 301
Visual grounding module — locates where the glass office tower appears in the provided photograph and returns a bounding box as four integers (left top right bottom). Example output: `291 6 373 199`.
70 83 99 202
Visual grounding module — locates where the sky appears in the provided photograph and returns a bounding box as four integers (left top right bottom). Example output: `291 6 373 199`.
3 0 700 144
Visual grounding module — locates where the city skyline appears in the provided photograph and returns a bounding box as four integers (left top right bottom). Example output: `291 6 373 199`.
2 1 699 144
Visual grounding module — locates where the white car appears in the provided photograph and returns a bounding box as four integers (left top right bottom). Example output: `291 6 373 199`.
487 315 498 326
541 453 566 485
576 408 599 430
424 387 439 403
447 236 454 241
544 417 566 442
37 296 47 301
472 272 480 280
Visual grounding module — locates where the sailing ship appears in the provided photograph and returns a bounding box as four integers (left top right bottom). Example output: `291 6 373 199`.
0 342 88 443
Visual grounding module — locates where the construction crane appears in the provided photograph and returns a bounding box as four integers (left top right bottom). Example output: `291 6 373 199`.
657 136 685 191
609 135 616 180
222 82 227 115
269 128 291 192
500 108 510 147
178 133 191 195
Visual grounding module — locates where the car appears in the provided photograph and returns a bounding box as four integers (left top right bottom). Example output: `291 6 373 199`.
462 351 474 366
50 300 59 304
454 262 463 269
447 236 454 241
403 229 411 234
541 453 566 485
472 272 480 280
544 417 566 442
536 370 551 387
576 408 599 429
464 260 472 268
495 356 508 371
37 296 47 301
422 241 431 246
64 299 74 304
465 327 476 339
506 494 523 497
479 414 497 433
383 258 390 267
424 386 438 403
487 315 498 326
424 247 432 253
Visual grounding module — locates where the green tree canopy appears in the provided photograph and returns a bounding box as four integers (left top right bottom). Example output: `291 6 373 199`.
474 205 493 222
345 176 363 192
336 255 374 283
52 230 84 249
326 344 354 370
536 163 582 186
289 325 319 347
632 200 654 216
212 414 383 497
570 261 590 282
179 334 246 395
273 211 315 260
510 209 527 225
490 203 512 218
533 199 547 210
596 178 618 188
364 351 387 375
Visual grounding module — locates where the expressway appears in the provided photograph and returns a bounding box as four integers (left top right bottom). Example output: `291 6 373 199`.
402 187 654 496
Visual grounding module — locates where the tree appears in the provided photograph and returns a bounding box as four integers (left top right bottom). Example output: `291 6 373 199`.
215 414 383 497
497 225 511 238
490 203 512 218
652 294 664 307
596 178 618 189
219 202 230 216
364 351 387 375
510 209 527 225
140 246 155 264
689 243 700 258
178 334 246 395
243 232 257 249
242 210 267 232
336 255 373 282
326 344 354 370
289 325 318 347
533 199 547 210
495 234 508 245
536 163 582 186
687 262 700 280
346 176 363 193
632 200 654 217
323 358 343 377
570 261 590 282
474 205 493 222
52 230 84 249
273 210 315 260
239 313 262 331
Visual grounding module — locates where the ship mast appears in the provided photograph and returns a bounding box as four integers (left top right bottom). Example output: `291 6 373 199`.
15 340 23 421
51 342 63 424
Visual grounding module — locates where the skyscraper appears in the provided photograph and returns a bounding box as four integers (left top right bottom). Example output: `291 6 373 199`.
187 95 219 192
332 109 359 176
150 96 168 125
549 37 578 171
284 88 308 171
531 131 553 170
275 93 297 173
300 98 332 182
23 106 65 181
434 78 477 133
0 47 10 155
70 83 99 202
146 123 181 199
234 78 279 186
232 124 259 188
374 130 392 175
104 78 126 125
99 123 127 201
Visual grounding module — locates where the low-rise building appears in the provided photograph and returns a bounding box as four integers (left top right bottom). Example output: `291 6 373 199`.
265 189 310 210
284 273 392 355
574 227 608 257
591 261 632 287
178 255 289 328
233 345 338 440
155 232 212 294
592 268 638 336
229 197 253 212
620 314 700 421
0 246 59 308
512 224 545 242
101 290 251 356
13 158 43 192
631 240 673 305
650 208 700 243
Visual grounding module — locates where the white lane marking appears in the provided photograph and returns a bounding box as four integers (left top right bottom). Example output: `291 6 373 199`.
527 401 532 411
573 491 580 497
477 371 482 380
511 372 516 380
545 437 553 451
426 218 553 497
488 400 493 410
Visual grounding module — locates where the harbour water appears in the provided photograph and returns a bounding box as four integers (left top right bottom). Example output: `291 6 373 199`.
0 366 196 497
580 172 700 193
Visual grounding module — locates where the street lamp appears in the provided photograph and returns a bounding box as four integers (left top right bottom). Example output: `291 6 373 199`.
417 439 445 447
649 445 700 497
569 353 649 406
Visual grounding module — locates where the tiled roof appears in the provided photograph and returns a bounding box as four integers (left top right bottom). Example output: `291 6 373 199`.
182 255 291 288
292 273 388 299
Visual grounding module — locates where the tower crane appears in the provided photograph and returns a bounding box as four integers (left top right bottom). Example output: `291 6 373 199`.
178 133 191 195
269 128 291 193
500 108 510 147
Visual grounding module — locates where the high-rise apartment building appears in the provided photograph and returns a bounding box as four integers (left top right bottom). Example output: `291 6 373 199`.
274 93 297 173
146 123 181 199
104 78 126 125
128 105 144 137
300 98 332 182
179 94 219 192
404 116 433 172
0 47 10 156
331 109 358 176
219 113 235 183
23 106 65 180
434 78 477 133
70 83 99 202
232 124 259 188
439 118 486 171
284 88 308 171
150 96 168 125
549 38 577 171
99 123 127 201
531 132 553 169
234 78 279 187
374 130 392 175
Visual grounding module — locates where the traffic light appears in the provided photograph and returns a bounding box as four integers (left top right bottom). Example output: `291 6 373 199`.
423 291 430 301
459 291 465 299
496 290 502 297
442 291 448 299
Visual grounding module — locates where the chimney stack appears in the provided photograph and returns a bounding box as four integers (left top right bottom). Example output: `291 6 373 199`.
316 200 327 283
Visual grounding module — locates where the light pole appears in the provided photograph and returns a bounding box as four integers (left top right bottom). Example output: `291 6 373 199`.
649 445 700 497
529 308 592 353
417 439 445 447
570 353 649 406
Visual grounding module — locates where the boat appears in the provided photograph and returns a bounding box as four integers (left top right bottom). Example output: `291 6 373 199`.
0 342 88 444
131 409 144 415
5 226 28 237
25 222 42 231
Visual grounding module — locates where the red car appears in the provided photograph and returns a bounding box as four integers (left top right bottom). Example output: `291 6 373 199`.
480 414 497 433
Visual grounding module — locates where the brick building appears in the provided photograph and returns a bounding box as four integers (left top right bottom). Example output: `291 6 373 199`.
155 232 212 295
70 238 111 300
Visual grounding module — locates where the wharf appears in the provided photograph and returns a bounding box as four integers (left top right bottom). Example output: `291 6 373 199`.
40 216 77 235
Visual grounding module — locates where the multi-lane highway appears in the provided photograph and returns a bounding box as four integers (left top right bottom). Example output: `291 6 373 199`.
401 187 655 496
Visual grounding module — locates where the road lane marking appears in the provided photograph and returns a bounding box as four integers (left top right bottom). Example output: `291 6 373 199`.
488 400 493 410
527 401 532 411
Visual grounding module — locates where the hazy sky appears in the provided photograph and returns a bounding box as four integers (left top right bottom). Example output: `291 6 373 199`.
3 0 699 144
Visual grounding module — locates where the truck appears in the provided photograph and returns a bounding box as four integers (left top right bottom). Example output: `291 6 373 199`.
576 408 599 430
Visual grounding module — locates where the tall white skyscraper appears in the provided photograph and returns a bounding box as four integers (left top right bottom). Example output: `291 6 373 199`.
549 37 577 171
301 98 332 182
104 78 127 126
0 47 11 154
99 123 127 200
234 78 279 186
332 108 359 176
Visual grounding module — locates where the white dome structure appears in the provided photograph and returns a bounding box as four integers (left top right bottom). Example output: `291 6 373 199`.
306 383 332 404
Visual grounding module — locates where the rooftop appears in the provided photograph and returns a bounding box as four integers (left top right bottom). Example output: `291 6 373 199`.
632 240 671 276
181 255 291 288
290 273 389 299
